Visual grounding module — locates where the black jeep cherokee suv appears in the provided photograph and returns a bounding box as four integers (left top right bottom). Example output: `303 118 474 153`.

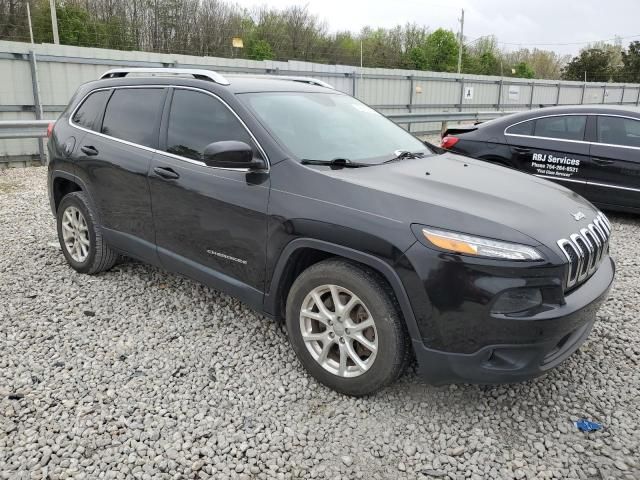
47 68 615 396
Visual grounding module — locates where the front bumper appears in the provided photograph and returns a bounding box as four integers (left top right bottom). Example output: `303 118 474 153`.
398 244 614 385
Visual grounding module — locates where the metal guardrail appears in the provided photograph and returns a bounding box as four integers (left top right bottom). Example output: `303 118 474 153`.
0 111 516 165
0 120 50 140
386 110 515 124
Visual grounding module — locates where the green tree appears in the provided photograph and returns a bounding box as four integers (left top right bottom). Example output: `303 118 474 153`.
247 39 274 60
620 41 640 82
513 61 535 78
562 47 618 82
423 28 459 72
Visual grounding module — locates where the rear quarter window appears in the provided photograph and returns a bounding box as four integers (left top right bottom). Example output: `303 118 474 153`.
505 120 535 136
71 90 110 131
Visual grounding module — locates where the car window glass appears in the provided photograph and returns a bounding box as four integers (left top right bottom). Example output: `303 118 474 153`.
239 92 428 164
101 88 164 147
506 120 534 136
533 115 586 141
166 89 255 161
597 116 640 148
72 90 110 131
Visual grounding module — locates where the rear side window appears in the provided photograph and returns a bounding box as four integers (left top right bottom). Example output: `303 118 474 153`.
506 120 534 136
72 90 109 131
533 115 587 141
165 89 254 161
597 116 640 148
101 88 165 148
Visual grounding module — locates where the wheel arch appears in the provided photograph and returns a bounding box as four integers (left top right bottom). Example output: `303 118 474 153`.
50 171 94 214
265 238 421 340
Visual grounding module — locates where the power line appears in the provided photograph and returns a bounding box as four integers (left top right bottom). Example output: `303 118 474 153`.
496 33 640 48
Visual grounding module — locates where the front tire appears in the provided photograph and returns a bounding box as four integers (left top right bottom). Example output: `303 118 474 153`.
286 259 410 396
57 191 118 274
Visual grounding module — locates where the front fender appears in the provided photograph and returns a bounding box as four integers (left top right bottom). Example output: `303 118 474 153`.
264 237 423 341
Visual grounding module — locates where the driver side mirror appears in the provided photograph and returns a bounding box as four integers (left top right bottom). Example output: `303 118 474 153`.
203 141 266 169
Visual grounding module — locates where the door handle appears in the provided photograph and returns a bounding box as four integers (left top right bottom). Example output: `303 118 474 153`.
80 145 99 156
513 147 531 154
153 166 180 180
592 158 614 166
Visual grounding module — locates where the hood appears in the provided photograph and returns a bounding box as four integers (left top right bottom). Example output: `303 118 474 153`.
323 153 600 249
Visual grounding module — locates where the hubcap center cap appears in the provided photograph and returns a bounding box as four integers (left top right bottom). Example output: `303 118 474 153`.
332 322 345 336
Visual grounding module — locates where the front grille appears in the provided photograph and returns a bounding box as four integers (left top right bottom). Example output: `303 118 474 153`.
557 212 611 289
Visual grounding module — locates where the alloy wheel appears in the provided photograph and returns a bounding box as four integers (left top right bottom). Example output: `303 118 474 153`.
61 206 90 263
299 284 378 378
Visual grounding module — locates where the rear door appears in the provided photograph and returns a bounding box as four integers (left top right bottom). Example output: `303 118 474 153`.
504 115 591 197
148 87 270 308
73 86 166 263
586 115 640 209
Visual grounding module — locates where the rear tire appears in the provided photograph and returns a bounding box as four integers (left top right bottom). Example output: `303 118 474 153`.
57 191 118 274
286 259 410 396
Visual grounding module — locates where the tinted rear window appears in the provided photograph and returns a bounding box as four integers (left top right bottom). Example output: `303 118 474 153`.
534 115 587 141
72 90 109 131
506 120 534 136
101 88 165 147
597 116 640 148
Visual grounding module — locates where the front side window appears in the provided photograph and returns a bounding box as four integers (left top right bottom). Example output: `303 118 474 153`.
101 88 165 148
597 116 640 148
165 89 254 161
533 115 587 141
239 92 429 164
72 90 110 131
506 120 535 136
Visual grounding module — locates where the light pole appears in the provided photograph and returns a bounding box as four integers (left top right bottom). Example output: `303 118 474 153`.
49 0 60 44
457 8 464 74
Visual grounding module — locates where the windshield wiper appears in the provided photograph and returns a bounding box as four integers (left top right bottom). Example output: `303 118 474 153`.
300 158 370 169
382 151 425 164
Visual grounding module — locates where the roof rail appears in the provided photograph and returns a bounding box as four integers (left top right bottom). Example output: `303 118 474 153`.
228 74 334 89
100 68 230 86
258 75 335 89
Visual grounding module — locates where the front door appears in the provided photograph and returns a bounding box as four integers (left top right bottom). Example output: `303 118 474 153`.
148 88 270 308
586 114 640 210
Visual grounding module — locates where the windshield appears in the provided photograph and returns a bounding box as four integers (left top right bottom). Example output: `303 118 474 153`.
239 92 430 164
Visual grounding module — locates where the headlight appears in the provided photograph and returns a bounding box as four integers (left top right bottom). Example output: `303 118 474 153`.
420 227 543 261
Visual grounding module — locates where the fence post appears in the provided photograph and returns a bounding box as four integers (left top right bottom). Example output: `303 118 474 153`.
351 71 357 98
636 87 640 106
28 50 46 165
529 82 535 109
408 75 414 132
496 79 503 111
620 85 625 105
602 86 606 104
555 82 561 106
581 83 587 104
459 78 464 112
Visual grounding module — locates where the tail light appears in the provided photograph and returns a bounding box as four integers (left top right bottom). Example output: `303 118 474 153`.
46 122 54 138
440 135 459 149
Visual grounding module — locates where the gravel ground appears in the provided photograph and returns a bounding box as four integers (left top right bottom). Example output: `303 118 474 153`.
1 166 639 480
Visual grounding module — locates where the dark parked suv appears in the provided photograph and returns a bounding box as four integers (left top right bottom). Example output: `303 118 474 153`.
48 68 615 395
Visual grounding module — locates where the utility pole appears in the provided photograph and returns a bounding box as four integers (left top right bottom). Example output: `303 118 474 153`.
49 0 60 44
27 2 35 44
584 71 587 82
457 8 464 74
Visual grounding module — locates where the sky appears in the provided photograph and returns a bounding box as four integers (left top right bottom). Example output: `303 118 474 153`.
231 0 640 55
